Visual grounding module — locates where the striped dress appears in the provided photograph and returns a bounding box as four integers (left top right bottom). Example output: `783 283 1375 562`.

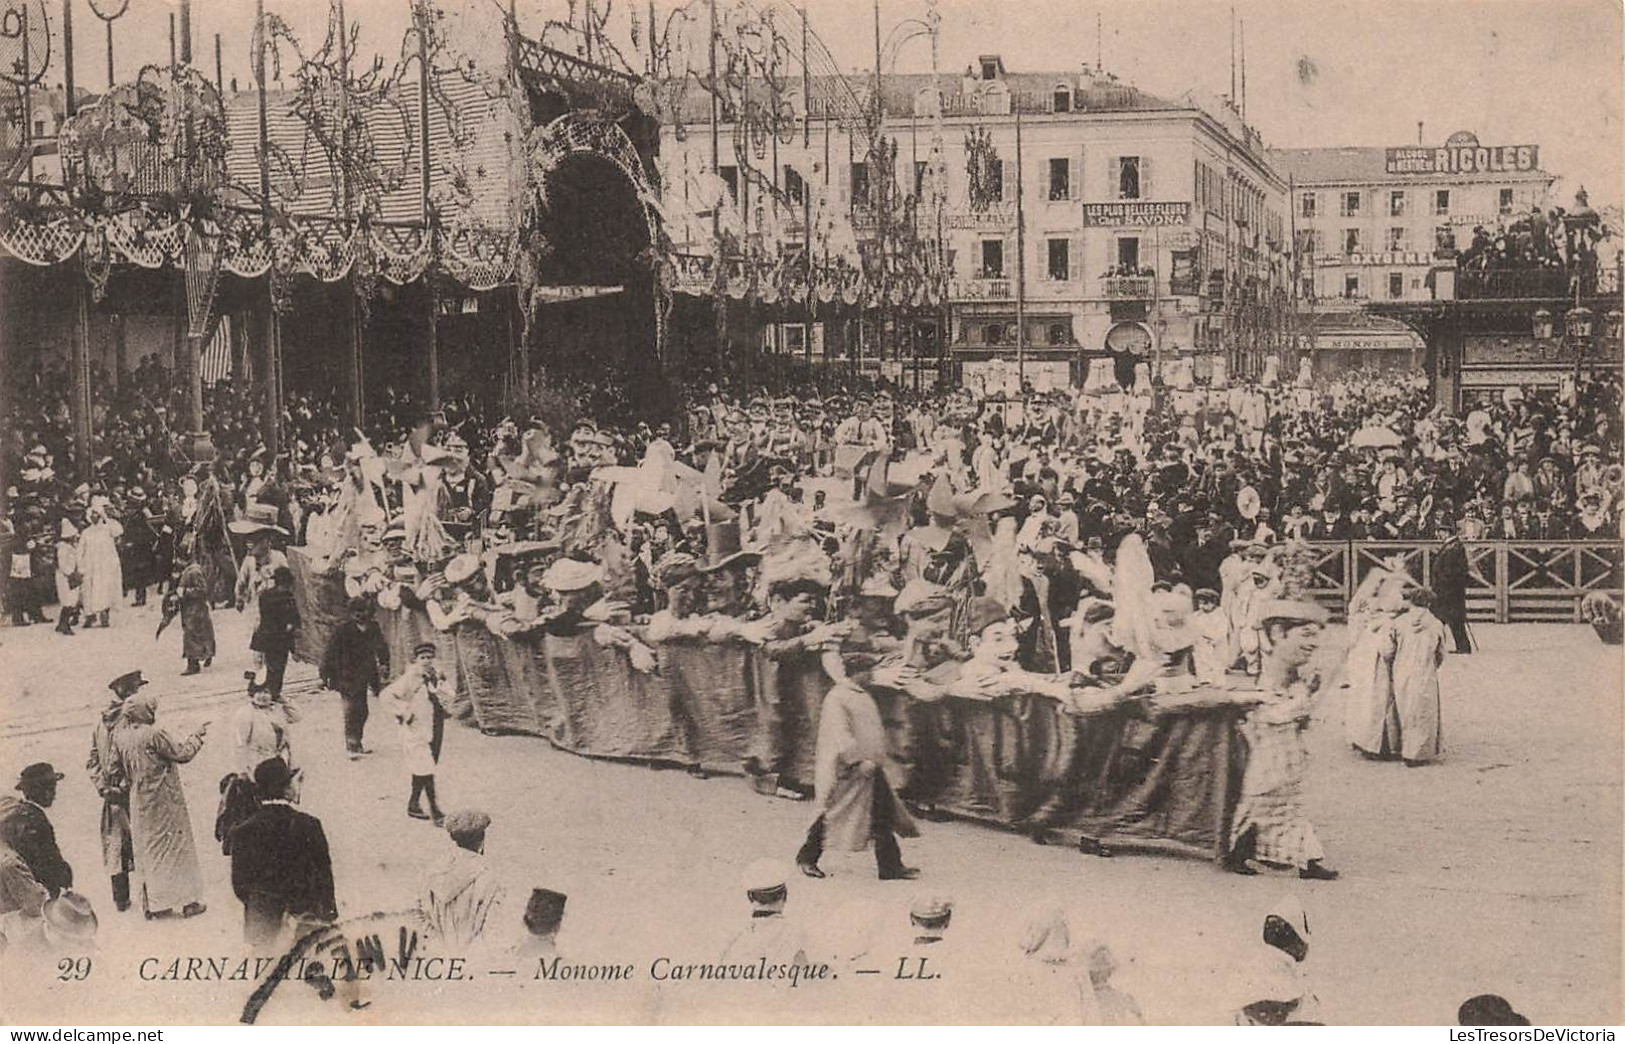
1231 683 1326 868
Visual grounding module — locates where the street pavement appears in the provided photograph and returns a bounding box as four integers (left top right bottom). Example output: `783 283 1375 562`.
0 605 1618 1025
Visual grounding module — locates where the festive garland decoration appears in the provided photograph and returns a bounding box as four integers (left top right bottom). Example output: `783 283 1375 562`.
964 125 1001 213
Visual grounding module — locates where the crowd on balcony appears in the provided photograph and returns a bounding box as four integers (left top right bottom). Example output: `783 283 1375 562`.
1455 188 1617 297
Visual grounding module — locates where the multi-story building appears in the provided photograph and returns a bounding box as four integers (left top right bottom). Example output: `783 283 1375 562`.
659 58 1292 390
1271 131 1555 374
1273 131 1554 305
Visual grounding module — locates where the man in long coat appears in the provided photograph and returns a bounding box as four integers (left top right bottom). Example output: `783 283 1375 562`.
228 757 337 949
88 672 144 911
113 690 210 918
1430 531 1472 654
794 650 921 881
1391 588 1447 764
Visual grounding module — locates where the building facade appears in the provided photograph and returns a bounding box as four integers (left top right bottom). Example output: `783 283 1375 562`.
657 58 1292 390
1272 131 1554 306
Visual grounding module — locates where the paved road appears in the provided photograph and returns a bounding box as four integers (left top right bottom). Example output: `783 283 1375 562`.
0 608 1618 1025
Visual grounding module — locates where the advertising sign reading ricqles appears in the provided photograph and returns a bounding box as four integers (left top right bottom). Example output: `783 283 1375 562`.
1385 144 1539 175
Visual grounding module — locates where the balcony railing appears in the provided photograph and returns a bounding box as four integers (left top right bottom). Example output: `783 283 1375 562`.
951 278 1012 300
1457 266 1586 300
1103 275 1154 300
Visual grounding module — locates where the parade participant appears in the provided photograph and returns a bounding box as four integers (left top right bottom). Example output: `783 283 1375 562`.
1391 587 1447 765
112 691 210 918
176 545 217 675
78 498 124 629
8 526 49 626
250 567 301 698
383 642 453 824
1234 896 1323 1025
0 764 73 900
121 488 161 607
1191 588 1230 685
643 552 711 641
53 519 81 635
418 809 504 953
719 859 808 966
232 504 290 632
1344 567 1405 759
1228 599 1339 880
232 675 301 778
794 647 921 882
695 520 761 618
227 757 337 949
320 596 390 758
87 672 143 912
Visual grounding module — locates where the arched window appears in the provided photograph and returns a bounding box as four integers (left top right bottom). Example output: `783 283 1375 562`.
986 323 1004 345
1053 85 1071 113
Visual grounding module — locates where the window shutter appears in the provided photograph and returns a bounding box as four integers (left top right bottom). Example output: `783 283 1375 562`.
1071 150 1082 201
1141 156 1155 199
1106 154 1119 200
1070 236 1082 281
838 164 850 203
1002 159 1015 203
1006 233 1016 278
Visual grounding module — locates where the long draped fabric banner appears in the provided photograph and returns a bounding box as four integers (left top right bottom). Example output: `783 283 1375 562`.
290 551 1245 860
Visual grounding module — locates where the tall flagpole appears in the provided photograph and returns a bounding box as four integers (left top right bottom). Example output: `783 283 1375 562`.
1015 104 1026 394
256 0 282 455
418 1 440 410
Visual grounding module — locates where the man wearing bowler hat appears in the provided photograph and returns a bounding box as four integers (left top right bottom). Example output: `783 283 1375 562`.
88 671 145 911
0 763 73 900
228 757 338 948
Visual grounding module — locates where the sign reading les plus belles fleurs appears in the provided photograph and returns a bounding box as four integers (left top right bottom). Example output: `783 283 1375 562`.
1385 145 1539 175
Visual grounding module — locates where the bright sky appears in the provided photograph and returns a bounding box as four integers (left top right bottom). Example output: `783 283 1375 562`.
50 0 1625 208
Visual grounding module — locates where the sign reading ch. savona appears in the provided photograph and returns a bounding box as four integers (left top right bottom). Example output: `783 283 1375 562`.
1082 201 1191 227
1385 144 1538 176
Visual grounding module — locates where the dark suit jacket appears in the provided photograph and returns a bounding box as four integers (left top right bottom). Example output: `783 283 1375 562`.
229 803 338 926
320 619 389 694
251 587 302 655
1431 541 1470 622
0 796 72 898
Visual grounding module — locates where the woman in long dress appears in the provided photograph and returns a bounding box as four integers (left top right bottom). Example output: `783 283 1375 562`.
178 550 216 675
79 501 125 628
1390 588 1447 764
1343 569 1405 758
113 691 210 918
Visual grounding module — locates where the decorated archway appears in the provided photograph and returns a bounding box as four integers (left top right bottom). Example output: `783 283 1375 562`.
519 112 669 407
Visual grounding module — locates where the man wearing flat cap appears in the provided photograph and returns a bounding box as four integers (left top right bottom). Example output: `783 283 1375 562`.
720 858 808 968
88 671 145 911
383 642 453 824
1227 598 1339 880
419 809 504 953
0 763 73 900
